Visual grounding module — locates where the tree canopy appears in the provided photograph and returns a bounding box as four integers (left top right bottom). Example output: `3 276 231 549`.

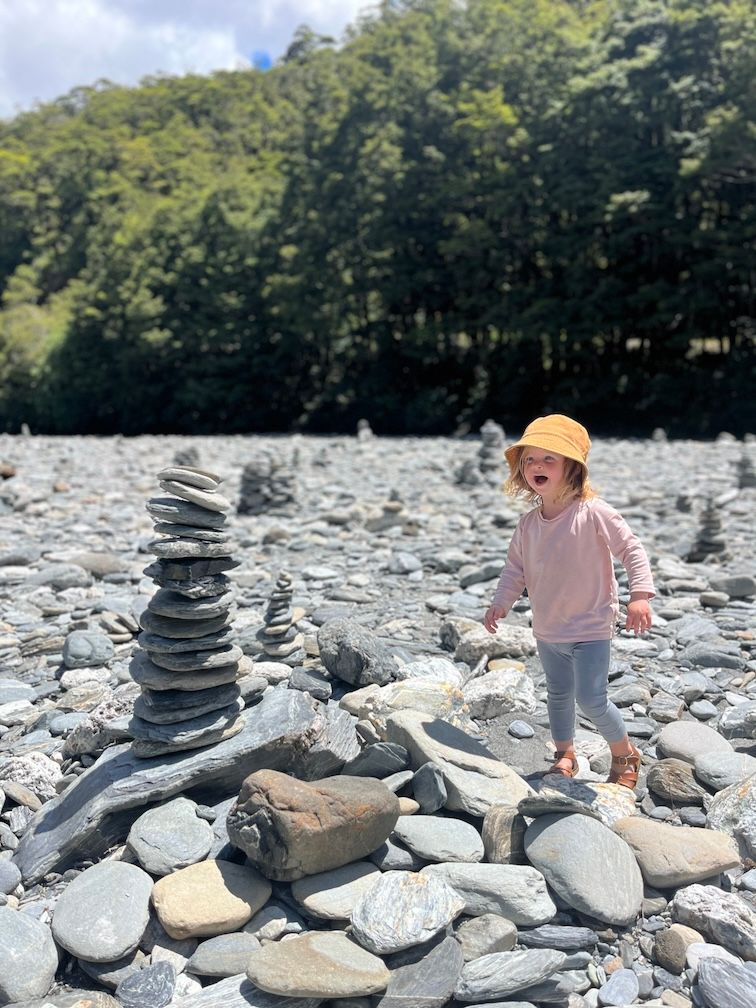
1 0 754 436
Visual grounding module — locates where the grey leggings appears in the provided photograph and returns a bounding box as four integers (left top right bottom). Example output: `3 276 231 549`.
536 639 627 744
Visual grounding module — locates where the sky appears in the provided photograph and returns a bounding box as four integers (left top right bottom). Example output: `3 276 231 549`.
0 0 371 120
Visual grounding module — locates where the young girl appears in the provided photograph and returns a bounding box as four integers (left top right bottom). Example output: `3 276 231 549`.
483 414 654 789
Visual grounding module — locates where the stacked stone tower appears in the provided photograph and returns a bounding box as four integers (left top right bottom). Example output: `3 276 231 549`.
686 498 728 563
238 451 298 516
129 465 245 757
737 452 756 489
256 571 305 667
477 420 506 484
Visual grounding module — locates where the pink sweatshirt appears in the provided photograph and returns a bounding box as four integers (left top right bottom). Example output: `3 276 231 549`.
492 497 655 643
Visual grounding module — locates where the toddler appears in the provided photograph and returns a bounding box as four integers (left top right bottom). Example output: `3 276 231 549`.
483 414 654 789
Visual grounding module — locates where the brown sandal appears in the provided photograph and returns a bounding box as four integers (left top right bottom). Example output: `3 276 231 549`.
547 750 579 778
608 744 642 789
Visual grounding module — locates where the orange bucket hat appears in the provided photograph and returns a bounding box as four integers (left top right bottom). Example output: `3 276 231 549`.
504 414 591 475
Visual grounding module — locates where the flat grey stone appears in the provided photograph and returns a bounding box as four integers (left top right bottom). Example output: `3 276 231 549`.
130 698 244 743
290 861 381 919
148 588 235 620
159 479 231 512
158 974 320 1007
420 862 556 926
524 813 643 926
412 761 447 813
134 684 241 724
246 930 390 998
351 870 465 954
78 949 147 989
127 797 214 875
147 497 227 528
376 933 464 1008
455 949 567 1001
139 627 236 653
697 955 756 1008
153 521 229 541
696 752 756 791
456 915 518 962
139 609 231 639
129 651 239 690
392 814 484 863
156 466 221 490
187 933 262 977
0 906 58 1003
62 630 115 668
148 644 242 672
149 537 236 559
51 861 153 962
597 967 639 1006
12 689 359 884
518 924 598 950
342 742 410 778
672 883 756 960
657 721 734 763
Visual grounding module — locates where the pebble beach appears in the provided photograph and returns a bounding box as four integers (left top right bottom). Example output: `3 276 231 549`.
0 428 755 1008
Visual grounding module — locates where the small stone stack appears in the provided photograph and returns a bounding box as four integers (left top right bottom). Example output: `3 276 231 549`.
238 452 298 516
687 498 728 563
454 458 483 487
737 452 756 489
256 571 305 667
477 420 506 484
129 466 245 757
173 445 200 468
357 419 374 441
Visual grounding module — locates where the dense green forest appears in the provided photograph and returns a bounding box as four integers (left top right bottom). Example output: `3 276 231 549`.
0 0 753 436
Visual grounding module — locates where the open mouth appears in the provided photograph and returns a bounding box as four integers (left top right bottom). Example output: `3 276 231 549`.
534 475 548 486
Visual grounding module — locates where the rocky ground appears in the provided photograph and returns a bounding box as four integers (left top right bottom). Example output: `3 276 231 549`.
0 429 755 1008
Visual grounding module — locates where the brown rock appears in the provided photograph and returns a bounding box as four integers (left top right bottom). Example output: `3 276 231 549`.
151 859 271 939
613 817 740 888
647 759 710 806
654 923 704 974
482 804 528 864
227 769 400 880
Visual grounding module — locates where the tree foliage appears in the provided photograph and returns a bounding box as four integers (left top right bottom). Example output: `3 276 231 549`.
0 0 753 435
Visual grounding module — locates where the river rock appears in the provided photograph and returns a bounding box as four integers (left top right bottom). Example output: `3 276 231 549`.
454 948 566 1002
375 931 464 1008
0 906 59 1003
318 618 396 687
420 862 556 925
392 815 484 863
152 859 271 939
226 769 399 880
657 721 734 763
613 817 740 887
350 870 465 954
695 752 756 792
51 861 153 962
524 813 643 926
246 930 390 998
697 955 756 1008
186 933 262 978
290 861 381 919
672 884 756 960
706 773 756 860
127 796 214 875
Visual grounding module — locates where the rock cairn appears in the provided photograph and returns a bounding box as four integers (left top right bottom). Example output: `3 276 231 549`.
173 444 200 468
477 419 506 484
237 451 297 515
737 451 756 489
256 570 305 666
129 465 245 757
687 498 728 563
357 418 374 441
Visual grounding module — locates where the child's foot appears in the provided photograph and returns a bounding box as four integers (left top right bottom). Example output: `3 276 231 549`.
608 743 642 789
547 750 578 778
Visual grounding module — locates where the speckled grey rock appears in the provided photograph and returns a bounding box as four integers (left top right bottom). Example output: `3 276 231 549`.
706 774 756 861
375 933 464 1008
454 948 566 1002
51 861 153 962
186 933 262 978
672 884 756 960
350 870 465 954
597 967 639 1006
62 630 115 669
696 752 756 791
127 797 214 875
697 955 756 1008
318 619 396 687
114 961 176 1008
657 721 734 764
0 906 59 1004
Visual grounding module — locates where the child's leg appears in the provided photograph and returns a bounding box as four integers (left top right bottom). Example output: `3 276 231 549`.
536 641 577 749
572 640 629 745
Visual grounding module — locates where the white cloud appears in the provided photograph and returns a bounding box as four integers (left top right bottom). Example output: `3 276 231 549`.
0 0 371 120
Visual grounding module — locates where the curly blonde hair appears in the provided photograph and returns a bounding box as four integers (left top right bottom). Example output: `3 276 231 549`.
504 447 596 505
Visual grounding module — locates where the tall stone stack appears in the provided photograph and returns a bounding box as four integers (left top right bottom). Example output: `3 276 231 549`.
256 571 305 667
357 418 374 441
737 452 756 489
477 419 506 485
686 498 728 563
238 451 298 516
129 466 245 757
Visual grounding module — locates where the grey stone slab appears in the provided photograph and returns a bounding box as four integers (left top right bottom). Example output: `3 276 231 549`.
454 949 567 1001
146 498 227 529
375 933 463 1008
171 974 320 1007
697 955 756 1008
12 689 359 884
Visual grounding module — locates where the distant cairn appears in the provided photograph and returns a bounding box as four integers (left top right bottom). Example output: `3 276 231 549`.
357 418 374 442
238 451 298 516
686 498 728 563
129 465 244 757
737 451 756 489
456 419 505 486
256 571 305 666
173 445 200 468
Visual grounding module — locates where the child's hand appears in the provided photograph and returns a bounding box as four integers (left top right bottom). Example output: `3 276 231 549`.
484 605 507 634
626 596 653 635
